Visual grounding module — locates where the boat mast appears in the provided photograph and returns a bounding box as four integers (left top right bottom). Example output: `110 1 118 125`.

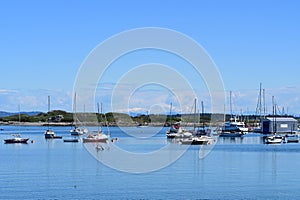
259 83 262 117
18 104 21 124
18 104 21 133
230 91 233 119
73 92 77 126
263 88 266 118
194 98 197 131
48 95 50 130
97 102 101 133
169 102 173 125
201 101 205 129
272 96 277 134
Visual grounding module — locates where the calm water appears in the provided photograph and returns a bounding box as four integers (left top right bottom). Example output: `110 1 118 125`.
1 126 300 199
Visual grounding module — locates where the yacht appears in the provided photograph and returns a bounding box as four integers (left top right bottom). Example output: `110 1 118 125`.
222 117 248 133
82 131 108 143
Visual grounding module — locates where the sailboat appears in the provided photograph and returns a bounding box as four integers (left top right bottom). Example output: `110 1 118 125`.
44 96 62 139
166 103 192 139
264 96 283 144
195 101 211 136
4 105 29 144
180 98 214 145
70 93 88 136
82 103 108 143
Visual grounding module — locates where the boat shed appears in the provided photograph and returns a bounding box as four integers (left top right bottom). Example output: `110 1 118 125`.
262 117 298 134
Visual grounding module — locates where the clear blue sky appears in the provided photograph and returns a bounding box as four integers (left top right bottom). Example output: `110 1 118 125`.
0 0 300 114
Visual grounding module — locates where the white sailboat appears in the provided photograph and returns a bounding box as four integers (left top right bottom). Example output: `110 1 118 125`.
82 103 108 143
44 96 62 139
180 98 213 145
265 96 283 144
70 93 88 136
166 103 192 139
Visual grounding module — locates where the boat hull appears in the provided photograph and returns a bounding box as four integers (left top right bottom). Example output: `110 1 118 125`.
219 132 243 137
45 134 62 139
264 136 283 144
82 132 108 143
181 139 209 145
82 138 108 143
63 139 79 143
180 136 213 145
45 130 62 139
4 138 29 144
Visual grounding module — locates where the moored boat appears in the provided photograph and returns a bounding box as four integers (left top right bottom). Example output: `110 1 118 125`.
285 134 299 143
166 123 193 138
70 127 88 136
264 135 283 144
180 136 213 145
4 134 29 144
222 117 248 133
70 93 89 136
219 131 244 137
63 138 79 142
44 96 62 139
45 129 62 139
82 131 108 143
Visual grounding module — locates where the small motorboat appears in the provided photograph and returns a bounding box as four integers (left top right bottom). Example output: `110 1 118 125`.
265 135 283 144
44 129 62 139
63 138 79 143
285 134 299 143
70 127 88 136
4 134 29 144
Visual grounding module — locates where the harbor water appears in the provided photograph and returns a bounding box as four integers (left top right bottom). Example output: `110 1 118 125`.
1 126 300 199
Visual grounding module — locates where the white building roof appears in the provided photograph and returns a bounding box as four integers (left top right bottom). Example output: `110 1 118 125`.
264 117 297 122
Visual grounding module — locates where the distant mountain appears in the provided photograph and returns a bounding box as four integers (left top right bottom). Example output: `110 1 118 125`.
0 111 42 118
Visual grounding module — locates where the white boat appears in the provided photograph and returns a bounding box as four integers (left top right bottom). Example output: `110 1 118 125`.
82 131 108 143
221 91 248 133
265 135 283 144
166 103 192 139
70 127 88 136
70 92 88 136
264 96 283 144
222 117 248 133
45 129 62 139
83 102 109 143
180 136 213 145
166 122 193 138
44 96 62 139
